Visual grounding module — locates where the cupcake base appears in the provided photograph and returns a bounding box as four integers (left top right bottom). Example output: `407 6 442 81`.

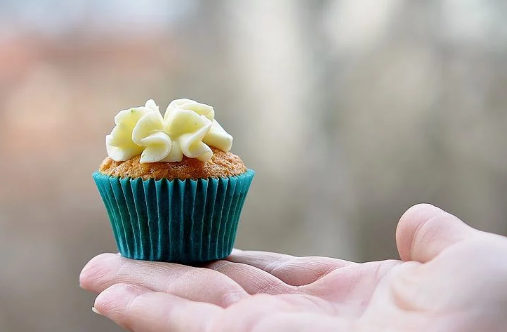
93 170 254 264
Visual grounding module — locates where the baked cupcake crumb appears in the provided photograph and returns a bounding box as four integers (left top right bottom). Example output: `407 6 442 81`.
99 148 247 180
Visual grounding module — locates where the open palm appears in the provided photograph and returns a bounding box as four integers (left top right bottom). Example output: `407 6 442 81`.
80 204 507 331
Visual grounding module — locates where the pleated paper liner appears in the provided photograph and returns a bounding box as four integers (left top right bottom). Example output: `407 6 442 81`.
93 169 254 264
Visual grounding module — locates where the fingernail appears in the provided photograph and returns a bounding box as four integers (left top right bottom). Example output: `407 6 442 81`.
231 248 242 254
92 307 102 315
117 252 122 256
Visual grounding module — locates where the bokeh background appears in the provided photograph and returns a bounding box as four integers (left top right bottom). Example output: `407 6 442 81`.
1 0 507 331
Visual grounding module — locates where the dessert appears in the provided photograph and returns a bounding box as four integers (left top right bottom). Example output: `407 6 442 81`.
92 99 254 263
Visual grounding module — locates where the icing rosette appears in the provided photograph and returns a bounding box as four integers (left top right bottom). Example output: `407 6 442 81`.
106 99 233 163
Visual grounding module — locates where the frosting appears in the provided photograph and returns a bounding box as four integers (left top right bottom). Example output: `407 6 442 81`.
165 99 215 121
106 99 233 163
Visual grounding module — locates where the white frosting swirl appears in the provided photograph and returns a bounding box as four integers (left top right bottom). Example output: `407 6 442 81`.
106 99 233 163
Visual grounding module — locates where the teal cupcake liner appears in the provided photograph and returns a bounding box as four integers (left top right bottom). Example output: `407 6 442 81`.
92 169 254 264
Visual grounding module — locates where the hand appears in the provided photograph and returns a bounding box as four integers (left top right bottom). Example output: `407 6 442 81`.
80 204 507 331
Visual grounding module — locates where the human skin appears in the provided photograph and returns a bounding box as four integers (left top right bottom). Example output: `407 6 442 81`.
80 204 507 331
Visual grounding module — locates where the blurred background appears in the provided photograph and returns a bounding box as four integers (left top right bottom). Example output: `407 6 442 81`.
1 0 507 330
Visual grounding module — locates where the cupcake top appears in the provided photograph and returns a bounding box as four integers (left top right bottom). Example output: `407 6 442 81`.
100 98 247 180
100 148 246 180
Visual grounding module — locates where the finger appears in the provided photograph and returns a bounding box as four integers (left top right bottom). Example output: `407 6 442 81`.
80 253 248 307
251 312 353 332
227 250 353 286
301 259 401 304
94 283 222 332
205 260 296 295
396 204 477 263
211 293 309 332
214 294 352 331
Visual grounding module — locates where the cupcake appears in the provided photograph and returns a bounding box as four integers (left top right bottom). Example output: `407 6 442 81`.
93 99 254 264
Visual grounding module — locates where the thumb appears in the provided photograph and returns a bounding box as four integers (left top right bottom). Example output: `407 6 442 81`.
396 204 478 263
